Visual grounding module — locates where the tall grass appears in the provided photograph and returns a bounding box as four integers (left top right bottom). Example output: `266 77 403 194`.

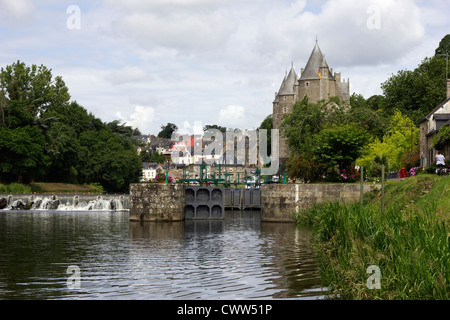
294 175 449 299
0 183 33 194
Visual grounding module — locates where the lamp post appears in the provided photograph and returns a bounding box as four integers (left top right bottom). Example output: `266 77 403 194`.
165 157 170 184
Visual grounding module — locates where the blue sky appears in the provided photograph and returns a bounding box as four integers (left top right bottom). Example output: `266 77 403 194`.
0 0 449 135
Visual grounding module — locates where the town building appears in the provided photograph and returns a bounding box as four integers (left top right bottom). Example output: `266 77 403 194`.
141 162 157 181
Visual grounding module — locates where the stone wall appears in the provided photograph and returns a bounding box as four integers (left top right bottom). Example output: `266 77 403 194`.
129 183 186 222
261 183 379 222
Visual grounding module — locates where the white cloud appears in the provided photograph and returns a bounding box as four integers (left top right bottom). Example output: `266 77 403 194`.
257 0 426 67
217 105 247 129
0 0 34 22
0 0 448 136
116 106 157 134
106 66 148 85
105 0 238 53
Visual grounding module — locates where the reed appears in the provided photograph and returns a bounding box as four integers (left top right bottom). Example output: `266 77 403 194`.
294 174 449 299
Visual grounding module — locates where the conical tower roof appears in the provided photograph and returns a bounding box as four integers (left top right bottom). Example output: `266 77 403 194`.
278 65 298 95
300 41 331 80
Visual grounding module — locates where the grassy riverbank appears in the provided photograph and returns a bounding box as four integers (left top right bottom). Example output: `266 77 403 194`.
293 174 449 300
0 182 104 194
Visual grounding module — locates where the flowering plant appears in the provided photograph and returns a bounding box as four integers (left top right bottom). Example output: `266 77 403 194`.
155 174 174 183
338 166 361 183
409 166 422 176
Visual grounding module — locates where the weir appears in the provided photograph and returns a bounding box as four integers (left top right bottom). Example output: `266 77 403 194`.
0 194 129 211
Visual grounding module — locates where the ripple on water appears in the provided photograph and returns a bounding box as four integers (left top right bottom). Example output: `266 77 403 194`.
0 210 326 299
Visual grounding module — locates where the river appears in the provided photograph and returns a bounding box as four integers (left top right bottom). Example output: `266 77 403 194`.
0 209 326 300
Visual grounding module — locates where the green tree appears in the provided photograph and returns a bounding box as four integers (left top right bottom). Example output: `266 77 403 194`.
158 123 178 139
150 152 166 164
286 152 325 182
203 124 227 133
432 124 450 151
0 61 143 190
0 61 71 183
140 149 152 162
314 124 370 170
78 128 142 192
435 34 450 56
381 55 447 123
45 122 81 183
356 111 419 172
0 125 50 183
280 96 327 156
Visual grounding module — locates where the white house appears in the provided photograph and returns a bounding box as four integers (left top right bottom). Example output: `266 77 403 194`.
141 162 157 181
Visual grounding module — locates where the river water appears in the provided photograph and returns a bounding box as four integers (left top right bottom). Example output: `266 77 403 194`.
0 209 326 300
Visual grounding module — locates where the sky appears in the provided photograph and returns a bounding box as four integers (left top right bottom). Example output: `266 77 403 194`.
0 0 449 135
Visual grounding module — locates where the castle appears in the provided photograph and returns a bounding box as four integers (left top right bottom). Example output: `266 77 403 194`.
272 41 350 166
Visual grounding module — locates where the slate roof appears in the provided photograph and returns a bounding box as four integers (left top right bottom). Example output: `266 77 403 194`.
418 97 450 123
433 113 450 120
300 41 332 80
278 66 298 96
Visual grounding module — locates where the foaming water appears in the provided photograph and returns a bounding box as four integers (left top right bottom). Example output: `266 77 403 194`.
0 210 327 300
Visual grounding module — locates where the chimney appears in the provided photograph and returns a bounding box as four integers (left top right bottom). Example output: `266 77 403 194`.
447 79 450 100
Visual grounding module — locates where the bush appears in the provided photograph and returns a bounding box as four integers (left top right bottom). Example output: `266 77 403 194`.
286 153 325 183
401 151 420 170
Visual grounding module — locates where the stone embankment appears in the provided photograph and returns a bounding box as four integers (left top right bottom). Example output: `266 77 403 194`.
261 184 379 222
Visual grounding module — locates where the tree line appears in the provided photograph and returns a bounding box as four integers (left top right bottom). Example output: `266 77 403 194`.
0 61 142 192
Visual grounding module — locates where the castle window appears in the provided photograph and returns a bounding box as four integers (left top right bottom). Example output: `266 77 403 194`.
283 107 288 114
305 82 310 87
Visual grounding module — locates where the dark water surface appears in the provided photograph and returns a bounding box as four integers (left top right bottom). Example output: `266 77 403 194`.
0 210 326 300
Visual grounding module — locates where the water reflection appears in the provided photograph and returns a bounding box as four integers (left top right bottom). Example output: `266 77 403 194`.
0 210 326 300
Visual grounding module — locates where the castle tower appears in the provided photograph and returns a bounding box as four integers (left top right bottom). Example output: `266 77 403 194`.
272 41 350 168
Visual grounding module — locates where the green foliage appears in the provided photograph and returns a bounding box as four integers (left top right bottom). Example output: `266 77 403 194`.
77 128 142 193
150 152 166 164
0 61 142 192
139 149 152 162
280 96 327 156
435 34 450 56
432 124 450 150
381 55 447 124
0 183 32 194
294 175 450 300
314 124 370 170
0 125 50 183
158 123 178 139
203 124 227 133
370 155 389 178
356 111 419 172
281 97 374 182
285 152 325 182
